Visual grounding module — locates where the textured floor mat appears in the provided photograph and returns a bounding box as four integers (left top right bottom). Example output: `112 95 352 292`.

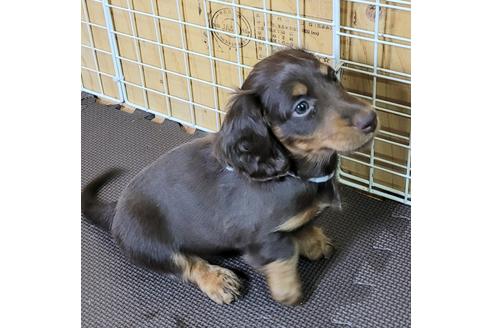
81 94 410 328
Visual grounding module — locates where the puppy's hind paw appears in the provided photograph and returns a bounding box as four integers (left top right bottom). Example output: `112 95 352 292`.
197 265 241 304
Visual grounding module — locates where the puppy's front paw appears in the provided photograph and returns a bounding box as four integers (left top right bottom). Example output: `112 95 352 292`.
298 226 335 261
270 281 302 306
263 257 302 306
197 265 241 304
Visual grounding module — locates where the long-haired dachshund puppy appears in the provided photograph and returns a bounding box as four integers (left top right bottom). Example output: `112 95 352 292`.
82 48 377 305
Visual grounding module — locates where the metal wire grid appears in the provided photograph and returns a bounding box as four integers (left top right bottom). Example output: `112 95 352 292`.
80 0 411 204
334 0 411 204
81 0 124 103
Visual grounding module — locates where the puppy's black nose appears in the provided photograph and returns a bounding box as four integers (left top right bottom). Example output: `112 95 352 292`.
354 111 377 133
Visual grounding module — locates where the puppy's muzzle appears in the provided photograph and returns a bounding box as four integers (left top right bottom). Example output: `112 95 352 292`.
354 110 377 134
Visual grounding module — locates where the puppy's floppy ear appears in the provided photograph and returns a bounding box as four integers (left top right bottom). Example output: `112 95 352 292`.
214 91 289 180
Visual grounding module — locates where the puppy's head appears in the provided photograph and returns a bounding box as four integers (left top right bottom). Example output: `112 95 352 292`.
215 48 377 180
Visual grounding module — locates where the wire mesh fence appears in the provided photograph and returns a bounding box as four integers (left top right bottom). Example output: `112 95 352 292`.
81 0 411 204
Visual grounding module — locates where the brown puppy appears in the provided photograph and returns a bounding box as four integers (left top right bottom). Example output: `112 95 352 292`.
82 48 377 305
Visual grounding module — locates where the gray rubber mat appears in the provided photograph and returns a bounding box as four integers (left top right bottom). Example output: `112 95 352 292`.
81 93 410 328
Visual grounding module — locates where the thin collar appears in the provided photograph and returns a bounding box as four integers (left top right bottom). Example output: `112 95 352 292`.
224 166 335 184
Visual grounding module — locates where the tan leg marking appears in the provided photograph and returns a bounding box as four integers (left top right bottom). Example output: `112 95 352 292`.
261 244 302 305
294 226 335 261
173 254 241 304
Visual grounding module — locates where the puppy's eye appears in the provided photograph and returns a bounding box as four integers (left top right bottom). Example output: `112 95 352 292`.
294 100 311 117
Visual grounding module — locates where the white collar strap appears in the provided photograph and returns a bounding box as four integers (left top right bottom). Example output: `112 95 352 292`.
294 171 335 183
224 166 335 184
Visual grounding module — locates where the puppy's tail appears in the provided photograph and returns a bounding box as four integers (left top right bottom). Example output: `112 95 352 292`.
81 169 124 231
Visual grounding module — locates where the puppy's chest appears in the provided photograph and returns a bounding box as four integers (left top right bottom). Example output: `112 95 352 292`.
272 180 340 232
274 199 329 232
